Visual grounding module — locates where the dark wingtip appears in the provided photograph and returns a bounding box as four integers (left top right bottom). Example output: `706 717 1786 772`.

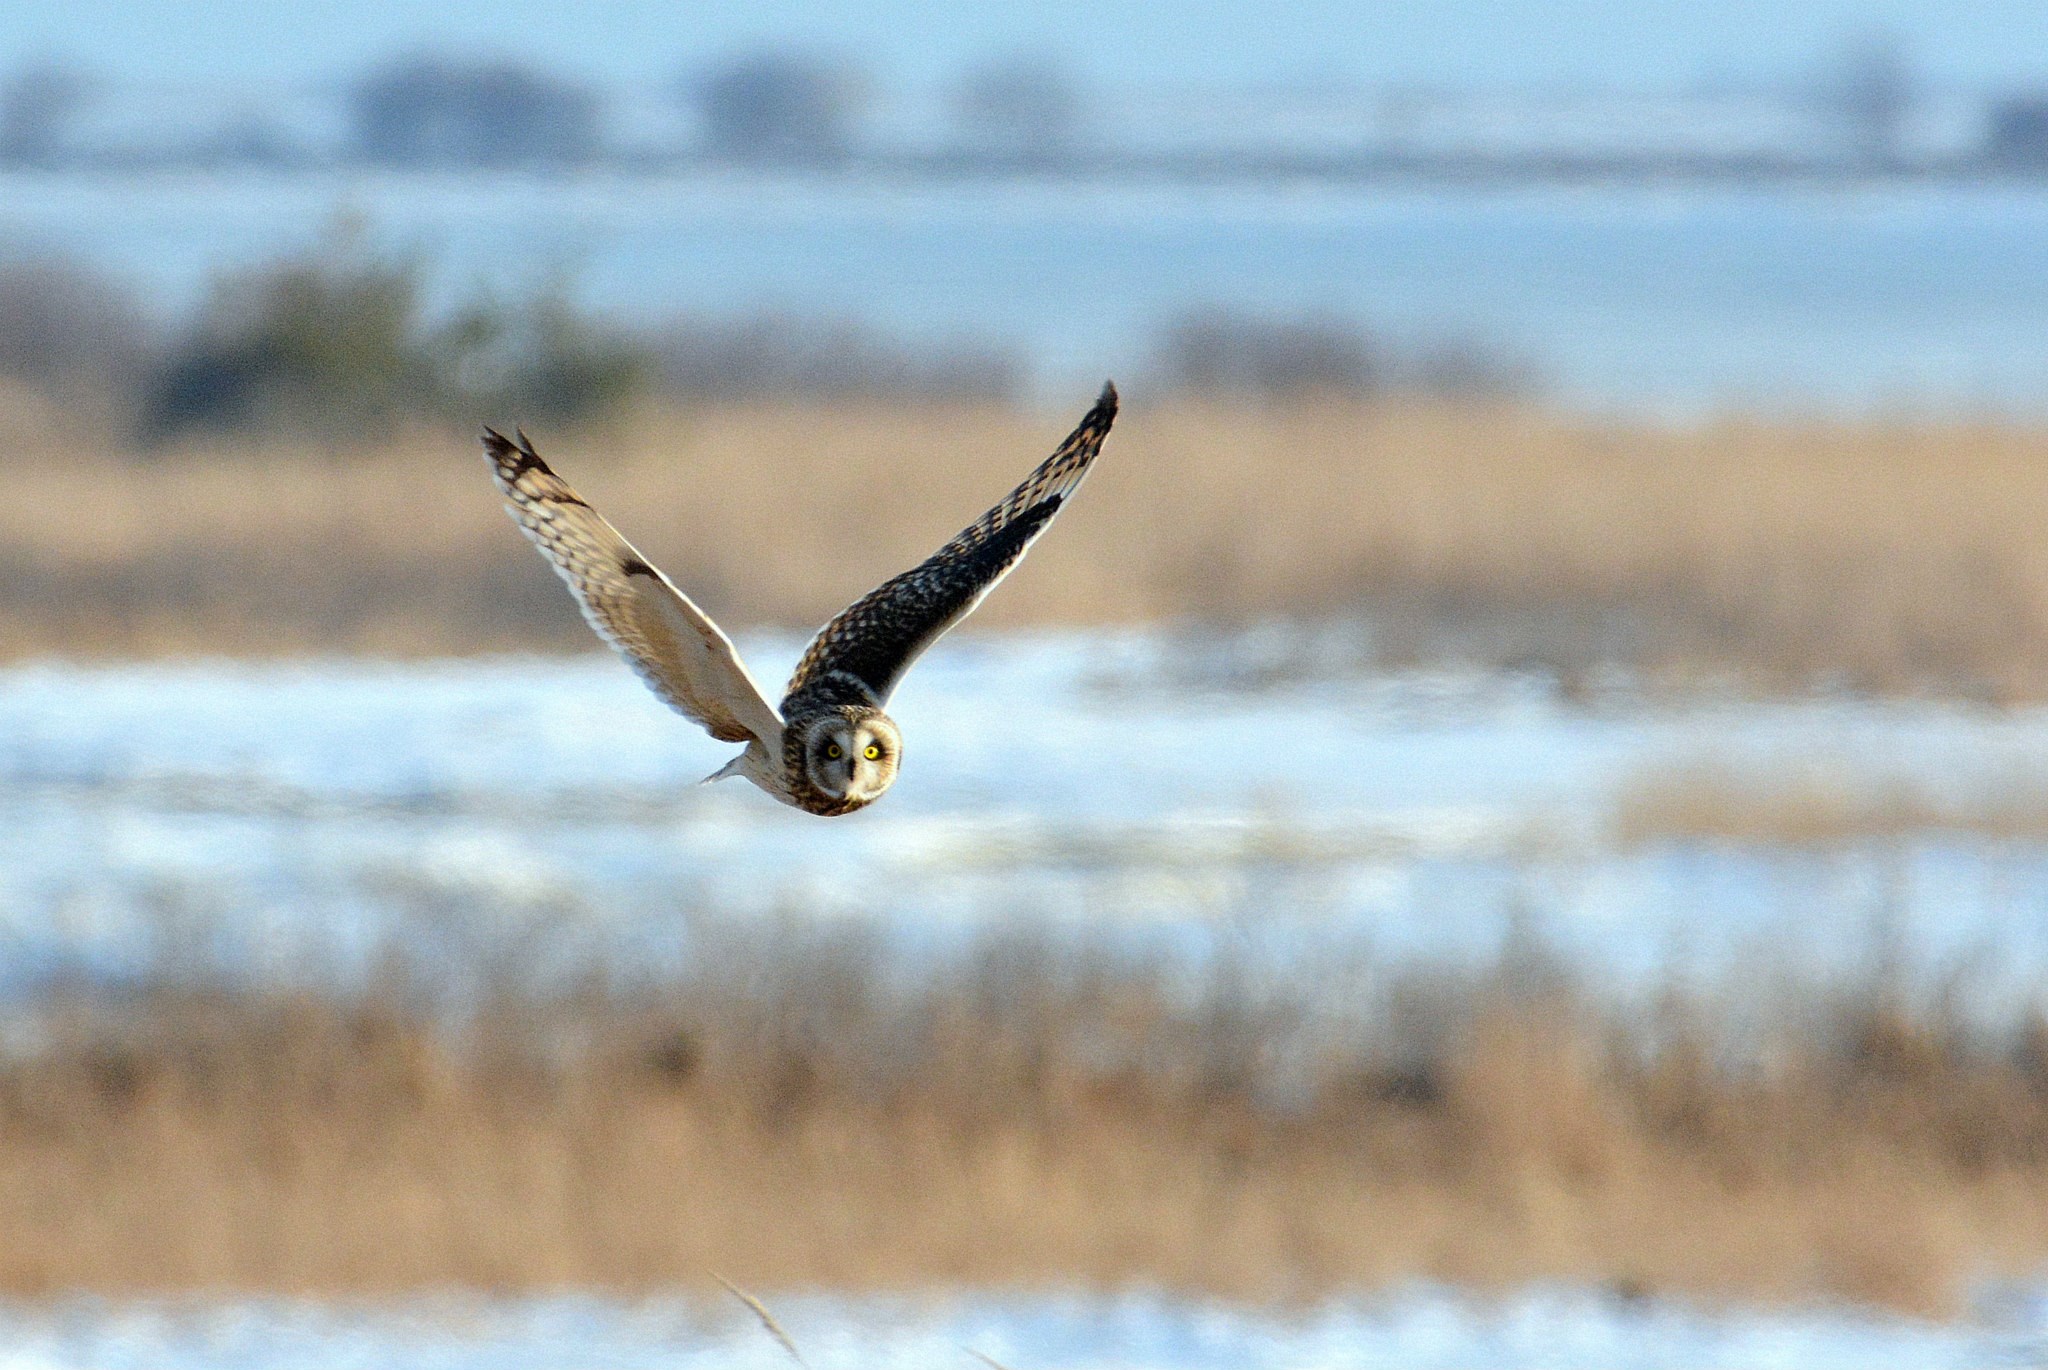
482 424 548 478
1067 381 1117 443
1047 381 1117 458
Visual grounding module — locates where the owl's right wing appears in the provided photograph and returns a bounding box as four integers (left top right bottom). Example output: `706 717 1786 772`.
484 429 784 747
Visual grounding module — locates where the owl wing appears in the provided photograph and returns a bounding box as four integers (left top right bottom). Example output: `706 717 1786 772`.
783 382 1117 708
484 428 784 747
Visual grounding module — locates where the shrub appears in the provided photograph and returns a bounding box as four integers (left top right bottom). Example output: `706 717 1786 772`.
647 311 1018 402
141 234 649 442
0 255 153 403
1154 309 1378 400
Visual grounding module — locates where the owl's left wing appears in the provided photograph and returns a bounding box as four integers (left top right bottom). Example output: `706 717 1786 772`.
783 382 1117 708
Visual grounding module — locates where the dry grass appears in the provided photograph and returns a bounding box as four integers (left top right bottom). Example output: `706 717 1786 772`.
13 386 2048 692
6 924 2048 1316
1614 764 2048 847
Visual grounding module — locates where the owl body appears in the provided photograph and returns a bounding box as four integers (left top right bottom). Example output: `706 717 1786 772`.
485 384 1116 816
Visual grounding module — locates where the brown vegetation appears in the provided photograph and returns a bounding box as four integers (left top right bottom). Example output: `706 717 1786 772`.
1615 763 2048 847
10 386 2048 692
6 922 2048 1315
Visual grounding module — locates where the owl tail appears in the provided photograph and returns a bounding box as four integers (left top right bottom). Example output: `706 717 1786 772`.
700 751 754 785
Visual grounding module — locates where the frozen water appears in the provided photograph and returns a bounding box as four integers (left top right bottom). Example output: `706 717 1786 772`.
6 632 2048 1004
8 639 2048 1362
0 1287 2040 1370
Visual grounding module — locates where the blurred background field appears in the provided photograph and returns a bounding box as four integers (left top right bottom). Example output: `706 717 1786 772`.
19 383 2048 697
14 3 2048 1368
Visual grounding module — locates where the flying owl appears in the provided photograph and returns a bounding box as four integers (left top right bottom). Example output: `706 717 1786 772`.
484 383 1117 816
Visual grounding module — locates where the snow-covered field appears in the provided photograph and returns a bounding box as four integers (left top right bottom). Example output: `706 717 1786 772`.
6 1287 2046 1370
7 631 2048 1003
14 633 2048 1360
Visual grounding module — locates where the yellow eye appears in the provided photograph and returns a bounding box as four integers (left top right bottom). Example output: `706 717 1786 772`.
825 743 842 759
864 744 881 760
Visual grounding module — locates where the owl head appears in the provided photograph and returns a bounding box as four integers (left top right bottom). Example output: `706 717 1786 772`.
800 707 902 808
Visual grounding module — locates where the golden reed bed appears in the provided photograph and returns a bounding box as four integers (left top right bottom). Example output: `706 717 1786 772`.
11 386 2048 692
5 927 2048 1316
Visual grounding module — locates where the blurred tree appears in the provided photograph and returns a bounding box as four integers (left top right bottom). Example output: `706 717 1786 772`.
447 283 649 427
1985 97 2048 171
1817 32 1914 165
145 234 442 439
193 112 306 170
690 51 864 163
0 62 91 168
648 311 1018 401
950 54 1086 163
0 256 153 404
143 227 646 443
1395 336 1540 401
350 56 603 169
1155 309 1376 401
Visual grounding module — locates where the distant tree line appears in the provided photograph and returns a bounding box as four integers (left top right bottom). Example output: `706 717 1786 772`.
13 37 2048 175
0 63 90 167
0 45 1091 172
0 239 1535 448
350 58 603 169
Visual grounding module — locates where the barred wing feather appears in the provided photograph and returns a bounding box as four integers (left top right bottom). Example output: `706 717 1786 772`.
484 428 783 746
784 382 1117 708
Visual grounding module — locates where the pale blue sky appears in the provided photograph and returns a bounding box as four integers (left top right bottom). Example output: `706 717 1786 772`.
6 0 2048 89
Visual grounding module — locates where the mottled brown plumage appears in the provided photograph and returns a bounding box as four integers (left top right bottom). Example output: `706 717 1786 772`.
484 383 1118 815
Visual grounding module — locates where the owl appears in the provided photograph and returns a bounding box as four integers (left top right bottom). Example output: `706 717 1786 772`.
485 383 1117 815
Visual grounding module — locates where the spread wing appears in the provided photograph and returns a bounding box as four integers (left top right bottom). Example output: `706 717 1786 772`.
783 382 1117 708
484 428 783 747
